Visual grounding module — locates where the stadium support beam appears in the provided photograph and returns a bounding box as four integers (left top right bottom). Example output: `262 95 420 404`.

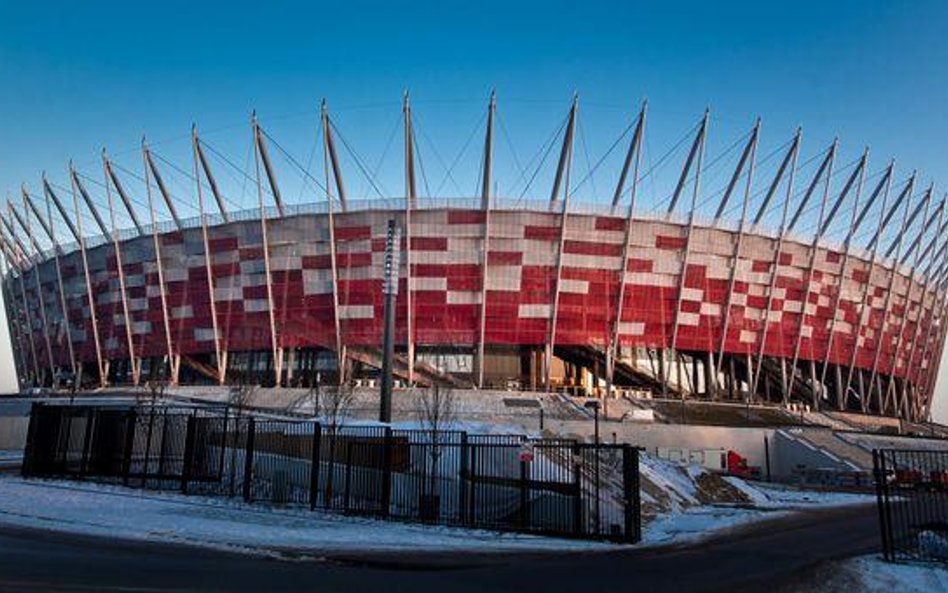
865 173 916 414
191 126 225 385
884 191 928 259
0 232 29 385
70 167 111 239
751 128 803 399
8 199 54 385
403 91 416 383
0 225 39 384
713 118 760 396
320 100 346 383
1 210 30 260
882 184 932 415
665 108 710 398
785 142 836 233
550 94 578 204
903 200 946 267
912 248 948 420
786 139 838 405
476 90 497 388
252 116 286 217
143 145 183 230
193 127 230 222
611 101 647 209
142 138 180 385
102 151 142 386
29 185 78 381
43 179 80 243
667 115 708 215
713 118 759 221
818 148 870 407
0 238 27 387
919 250 948 420
895 195 945 418
103 154 144 235
69 164 107 387
842 162 896 411
321 100 348 213
545 94 579 392
608 101 647 393
252 112 283 386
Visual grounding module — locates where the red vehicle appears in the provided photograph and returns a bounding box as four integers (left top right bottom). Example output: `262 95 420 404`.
893 468 925 489
727 450 760 479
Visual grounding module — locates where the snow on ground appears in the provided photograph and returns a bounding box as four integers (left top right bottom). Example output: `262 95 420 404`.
0 476 619 557
803 555 948 592
0 471 876 557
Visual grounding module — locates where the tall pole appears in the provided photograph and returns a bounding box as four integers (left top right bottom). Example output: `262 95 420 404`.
818 148 870 408
252 113 283 385
321 100 346 383
842 162 896 411
403 91 416 384
608 101 647 395
751 129 803 398
545 94 579 392
785 139 838 405
866 173 916 413
33 182 78 382
191 126 226 384
665 109 710 398
102 151 141 386
880 185 932 415
69 163 107 387
142 139 180 385
476 90 496 388
8 201 54 385
380 219 401 423
713 118 760 396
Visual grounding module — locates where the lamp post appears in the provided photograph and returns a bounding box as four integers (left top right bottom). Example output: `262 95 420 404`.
379 219 401 424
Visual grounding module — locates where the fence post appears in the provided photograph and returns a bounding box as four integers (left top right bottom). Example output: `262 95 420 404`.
458 432 469 525
622 444 641 543
873 449 892 561
309 422 322 511
344 441 353 513
572 443 584 537
181 415 197 494
21 403 41 477
519 459 529 532
242 417 256 503
381 426 392 518
121 411 137 487
78 409 96 478
468 443 477 526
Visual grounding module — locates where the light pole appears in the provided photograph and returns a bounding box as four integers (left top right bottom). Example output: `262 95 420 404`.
585 399 601 445
379 219 401 424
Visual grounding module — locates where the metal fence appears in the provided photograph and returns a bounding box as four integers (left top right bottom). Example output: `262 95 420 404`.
874 449 948 563
22 403 641 543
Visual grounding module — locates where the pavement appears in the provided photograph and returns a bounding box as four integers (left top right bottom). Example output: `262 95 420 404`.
0 502 882 592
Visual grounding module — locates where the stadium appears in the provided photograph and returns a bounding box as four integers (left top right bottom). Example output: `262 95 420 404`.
1 95 946 423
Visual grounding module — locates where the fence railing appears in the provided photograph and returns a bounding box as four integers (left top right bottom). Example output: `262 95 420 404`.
22 403 641 543
874 449 948 563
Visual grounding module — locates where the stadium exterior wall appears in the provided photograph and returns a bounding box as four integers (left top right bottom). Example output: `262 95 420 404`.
2 200 945 419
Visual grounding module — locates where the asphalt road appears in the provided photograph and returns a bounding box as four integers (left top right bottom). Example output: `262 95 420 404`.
0 502 883 593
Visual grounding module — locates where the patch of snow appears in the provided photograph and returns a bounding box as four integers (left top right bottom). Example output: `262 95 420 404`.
818 555 948 593
0 476 617 556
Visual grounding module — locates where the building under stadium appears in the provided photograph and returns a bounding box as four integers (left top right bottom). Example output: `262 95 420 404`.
1 95 946 423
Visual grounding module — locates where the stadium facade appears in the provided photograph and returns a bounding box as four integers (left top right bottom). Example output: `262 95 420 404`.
1 96 946 422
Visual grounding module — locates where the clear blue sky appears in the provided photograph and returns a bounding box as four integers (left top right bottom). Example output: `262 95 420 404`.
1 0 947 417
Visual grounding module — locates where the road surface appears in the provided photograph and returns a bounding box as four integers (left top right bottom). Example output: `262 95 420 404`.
0 503 881 592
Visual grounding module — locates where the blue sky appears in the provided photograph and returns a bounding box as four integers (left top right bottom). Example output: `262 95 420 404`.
1 0 947 417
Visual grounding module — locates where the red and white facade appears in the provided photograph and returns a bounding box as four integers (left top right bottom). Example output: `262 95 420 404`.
2 198 946 420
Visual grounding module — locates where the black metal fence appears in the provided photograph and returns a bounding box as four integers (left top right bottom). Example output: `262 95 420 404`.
22 403 641 543
874 449 948 563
